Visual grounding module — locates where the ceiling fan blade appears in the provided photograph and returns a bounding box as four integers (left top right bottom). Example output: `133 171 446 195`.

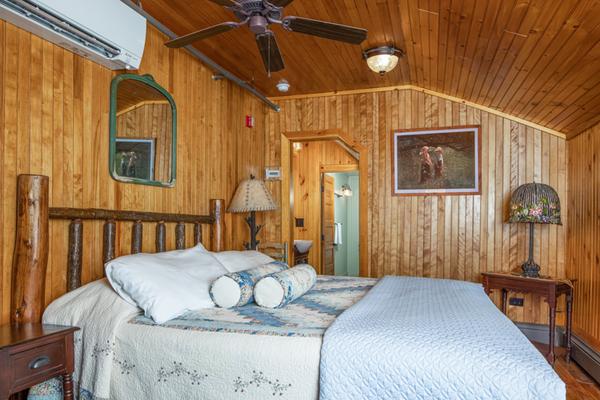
256 32 285 73
268 0 294 7
165 22 239 48
282 16 367 44
207 0 237 6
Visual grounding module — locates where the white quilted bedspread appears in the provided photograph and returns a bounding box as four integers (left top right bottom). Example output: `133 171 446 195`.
320 276 566 400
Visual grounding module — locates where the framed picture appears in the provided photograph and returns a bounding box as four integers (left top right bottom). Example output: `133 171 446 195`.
115 138 155 181
391 126 481 196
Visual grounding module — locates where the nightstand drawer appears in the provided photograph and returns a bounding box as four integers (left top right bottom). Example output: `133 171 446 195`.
10 338 66 389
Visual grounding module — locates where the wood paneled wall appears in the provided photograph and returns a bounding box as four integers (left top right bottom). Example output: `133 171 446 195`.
264 88 568 325
0 22 267 324
291 141 357 269
567 122 600 349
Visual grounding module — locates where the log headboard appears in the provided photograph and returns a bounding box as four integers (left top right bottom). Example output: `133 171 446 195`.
11 174 226 324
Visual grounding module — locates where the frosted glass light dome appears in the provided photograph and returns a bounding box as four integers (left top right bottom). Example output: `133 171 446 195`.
364 46 403 75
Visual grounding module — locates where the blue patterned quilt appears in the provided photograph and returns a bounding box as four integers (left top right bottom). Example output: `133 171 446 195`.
130 276 377 337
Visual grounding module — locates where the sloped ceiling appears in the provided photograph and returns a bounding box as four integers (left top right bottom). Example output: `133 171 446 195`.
141 0 600 137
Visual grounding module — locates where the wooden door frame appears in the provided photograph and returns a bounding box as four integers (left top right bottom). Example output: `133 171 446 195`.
281 129 369 277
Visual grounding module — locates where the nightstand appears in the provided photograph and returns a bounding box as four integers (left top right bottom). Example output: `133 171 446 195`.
0 324 79 400
481 272 573 365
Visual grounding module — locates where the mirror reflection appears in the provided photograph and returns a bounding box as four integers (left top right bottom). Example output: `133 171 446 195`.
110 74 176 187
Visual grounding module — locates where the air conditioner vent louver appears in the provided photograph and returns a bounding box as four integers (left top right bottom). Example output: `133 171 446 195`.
0 0 121 58
0 0 146 70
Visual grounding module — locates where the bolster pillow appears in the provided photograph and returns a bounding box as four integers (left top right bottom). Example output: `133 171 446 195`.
210 261 288 308
254 264 317 308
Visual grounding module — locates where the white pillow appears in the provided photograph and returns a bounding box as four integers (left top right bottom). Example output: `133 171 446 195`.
211 250 274 273
254 264 317 308
105 244 227 324
210 261 289 308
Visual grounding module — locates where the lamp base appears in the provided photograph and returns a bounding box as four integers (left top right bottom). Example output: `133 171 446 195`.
244 211 262 251
520 260 541 278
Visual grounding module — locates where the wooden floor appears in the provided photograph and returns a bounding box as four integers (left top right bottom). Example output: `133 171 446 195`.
533 343 600 399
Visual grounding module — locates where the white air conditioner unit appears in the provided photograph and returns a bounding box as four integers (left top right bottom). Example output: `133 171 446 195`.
0 0 146 70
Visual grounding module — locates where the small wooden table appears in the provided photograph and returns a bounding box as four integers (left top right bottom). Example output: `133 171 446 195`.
0 323 79 400
481 272 573 365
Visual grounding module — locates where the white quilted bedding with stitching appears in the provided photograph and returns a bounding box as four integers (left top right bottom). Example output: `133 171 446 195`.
320 276 566 400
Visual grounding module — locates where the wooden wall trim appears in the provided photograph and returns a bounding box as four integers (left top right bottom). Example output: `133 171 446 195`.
270 85 567 139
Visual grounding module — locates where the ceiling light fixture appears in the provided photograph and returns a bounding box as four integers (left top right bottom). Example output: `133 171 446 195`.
363 46 404 75
276 79 290 93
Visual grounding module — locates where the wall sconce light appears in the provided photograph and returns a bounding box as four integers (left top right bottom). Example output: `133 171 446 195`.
293 142 303 151
341 184 353 197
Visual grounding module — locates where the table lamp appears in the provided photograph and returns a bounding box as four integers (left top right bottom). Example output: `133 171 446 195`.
508 182 562 278
228 175 277 250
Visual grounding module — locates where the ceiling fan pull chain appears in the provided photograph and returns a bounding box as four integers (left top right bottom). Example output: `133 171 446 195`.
268 36 271 77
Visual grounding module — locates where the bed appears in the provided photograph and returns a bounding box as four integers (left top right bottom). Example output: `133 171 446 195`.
10 175 566 400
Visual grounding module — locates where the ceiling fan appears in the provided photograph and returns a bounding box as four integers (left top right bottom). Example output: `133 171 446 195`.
165 0 368 75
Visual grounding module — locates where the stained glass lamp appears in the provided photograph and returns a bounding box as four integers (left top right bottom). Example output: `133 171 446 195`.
509 183 562 278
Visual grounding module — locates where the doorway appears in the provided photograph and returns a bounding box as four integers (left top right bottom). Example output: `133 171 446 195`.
322 170 359 276
280 129 369 277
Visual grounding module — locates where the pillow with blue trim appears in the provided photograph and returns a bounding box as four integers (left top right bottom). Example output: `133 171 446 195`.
210 261 288 308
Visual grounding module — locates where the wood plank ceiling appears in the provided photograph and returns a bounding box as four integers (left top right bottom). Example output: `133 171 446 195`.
140 0 600 137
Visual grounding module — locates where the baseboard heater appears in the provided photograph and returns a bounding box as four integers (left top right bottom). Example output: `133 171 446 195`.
516 322 600 384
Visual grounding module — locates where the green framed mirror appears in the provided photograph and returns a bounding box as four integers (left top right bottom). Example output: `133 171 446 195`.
109 74 177 187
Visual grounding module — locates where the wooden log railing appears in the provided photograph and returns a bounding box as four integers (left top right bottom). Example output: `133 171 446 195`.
155 222 166 253
176 222 186 250
11 174 226 324
67 220 83 292
131 221 143 254
103 220 117 265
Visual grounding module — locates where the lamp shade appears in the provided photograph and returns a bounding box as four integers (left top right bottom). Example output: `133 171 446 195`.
508 183 561 225
228 177 277 213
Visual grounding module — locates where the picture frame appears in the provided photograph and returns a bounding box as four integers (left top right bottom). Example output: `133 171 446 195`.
391 126 481 196
115 138 156 181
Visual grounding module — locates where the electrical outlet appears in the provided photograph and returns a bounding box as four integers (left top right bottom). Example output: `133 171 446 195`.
509 297 524 307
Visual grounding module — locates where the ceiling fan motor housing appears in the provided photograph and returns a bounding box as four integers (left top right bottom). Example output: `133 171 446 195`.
249 15 269 34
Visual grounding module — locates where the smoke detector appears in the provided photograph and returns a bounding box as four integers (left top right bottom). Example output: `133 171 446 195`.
276 79 290 93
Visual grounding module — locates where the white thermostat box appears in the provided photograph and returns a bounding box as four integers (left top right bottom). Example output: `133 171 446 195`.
265 167 281 180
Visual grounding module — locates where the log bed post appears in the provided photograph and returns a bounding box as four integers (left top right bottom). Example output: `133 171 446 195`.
11 174 49 324
210 199 224 252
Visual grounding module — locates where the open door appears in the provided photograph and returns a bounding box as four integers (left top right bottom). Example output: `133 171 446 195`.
281 129 369 277
322 174 335 275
